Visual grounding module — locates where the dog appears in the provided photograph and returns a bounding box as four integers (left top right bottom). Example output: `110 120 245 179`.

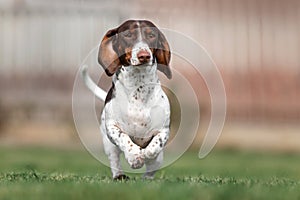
81 20 171 180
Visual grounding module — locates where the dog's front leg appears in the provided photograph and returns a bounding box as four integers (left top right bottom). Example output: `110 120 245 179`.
144 127 169 159
106 120 145 169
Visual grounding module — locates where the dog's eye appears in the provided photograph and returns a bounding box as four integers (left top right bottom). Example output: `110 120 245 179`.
147 32 156 39
124 32 132 38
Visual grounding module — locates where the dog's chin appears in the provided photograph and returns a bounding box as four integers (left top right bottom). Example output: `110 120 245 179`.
135 63 147 67
131 61 153 67
129 57 152 66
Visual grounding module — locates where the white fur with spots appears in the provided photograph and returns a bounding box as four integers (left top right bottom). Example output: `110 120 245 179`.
101 63 170 179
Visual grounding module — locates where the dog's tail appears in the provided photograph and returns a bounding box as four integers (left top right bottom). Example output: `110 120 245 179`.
80 65 107 101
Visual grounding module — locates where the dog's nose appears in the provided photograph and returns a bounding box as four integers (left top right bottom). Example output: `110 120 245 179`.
137 50 151 63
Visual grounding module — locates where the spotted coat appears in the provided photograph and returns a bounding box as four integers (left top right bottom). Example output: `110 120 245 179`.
84 19 172 180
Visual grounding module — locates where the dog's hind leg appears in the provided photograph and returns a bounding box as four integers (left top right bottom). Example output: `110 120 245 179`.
143 151 163 179
102 129 128 180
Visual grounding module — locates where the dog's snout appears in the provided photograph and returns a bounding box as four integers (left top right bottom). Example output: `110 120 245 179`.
137 50 151 63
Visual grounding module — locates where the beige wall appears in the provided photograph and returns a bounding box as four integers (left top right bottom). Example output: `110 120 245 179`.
0 0 299 149
0 0 299 74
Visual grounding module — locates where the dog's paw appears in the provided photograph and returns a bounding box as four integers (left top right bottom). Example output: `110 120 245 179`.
144 148 158 159
113 174 130 181
129 155 144 169
125 148 145 169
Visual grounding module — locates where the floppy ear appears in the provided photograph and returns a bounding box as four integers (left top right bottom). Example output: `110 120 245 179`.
155 31 172 79
98 28 121 76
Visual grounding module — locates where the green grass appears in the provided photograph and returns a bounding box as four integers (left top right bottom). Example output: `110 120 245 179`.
0 147 300 200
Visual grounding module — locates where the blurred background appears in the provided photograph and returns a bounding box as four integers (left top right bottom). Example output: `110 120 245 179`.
0 0 299 153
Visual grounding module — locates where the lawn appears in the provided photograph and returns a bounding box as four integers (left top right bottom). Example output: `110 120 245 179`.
0 147 300 200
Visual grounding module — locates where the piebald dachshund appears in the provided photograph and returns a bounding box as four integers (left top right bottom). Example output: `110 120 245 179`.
82 20 171 180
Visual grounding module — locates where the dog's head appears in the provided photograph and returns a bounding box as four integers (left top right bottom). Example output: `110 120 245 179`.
98 20 171 79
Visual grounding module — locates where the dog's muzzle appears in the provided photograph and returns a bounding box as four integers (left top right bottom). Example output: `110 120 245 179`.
130 42 153 66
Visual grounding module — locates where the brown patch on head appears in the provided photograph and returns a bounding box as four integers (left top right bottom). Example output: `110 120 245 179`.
139 20 172 79
154 30 171 79
98 20 141 75
124 47 132 64
98 28 121 76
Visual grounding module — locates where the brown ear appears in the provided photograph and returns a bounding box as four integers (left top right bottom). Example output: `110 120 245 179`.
155 31 172 79
98 28 121 76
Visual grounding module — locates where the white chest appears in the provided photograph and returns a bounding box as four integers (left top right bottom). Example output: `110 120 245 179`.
113 84 167 137
105 65 170 140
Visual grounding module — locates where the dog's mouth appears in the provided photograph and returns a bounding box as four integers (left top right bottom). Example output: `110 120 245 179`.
130 58 146 66
134 62 151 67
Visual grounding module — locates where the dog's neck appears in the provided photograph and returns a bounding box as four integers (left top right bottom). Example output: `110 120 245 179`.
114 63 160 92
